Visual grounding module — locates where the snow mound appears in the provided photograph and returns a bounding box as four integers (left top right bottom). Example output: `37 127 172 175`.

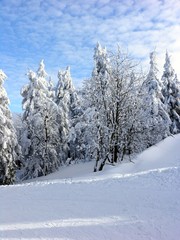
0 134 180 240
22 133 180 184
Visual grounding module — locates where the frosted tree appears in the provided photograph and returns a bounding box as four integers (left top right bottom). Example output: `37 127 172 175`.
56 67 79 115
0 70 21 185
83 42 112 171
55 66 82 162
83 44 145 171
161 51 180 134
141 51 171 146
21 60 61 179
72 87 99 163
106 48 149 164
117 72 148 160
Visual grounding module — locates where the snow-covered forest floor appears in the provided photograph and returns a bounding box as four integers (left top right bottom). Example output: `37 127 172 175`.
1 134 180 240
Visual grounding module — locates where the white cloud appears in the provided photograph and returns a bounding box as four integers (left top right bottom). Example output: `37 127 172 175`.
0 0 179 112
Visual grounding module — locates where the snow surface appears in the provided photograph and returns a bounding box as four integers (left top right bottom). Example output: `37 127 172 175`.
1 134 180 239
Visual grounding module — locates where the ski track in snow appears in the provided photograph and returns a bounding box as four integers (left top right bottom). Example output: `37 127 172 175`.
1 166 180 240
1 135 180 240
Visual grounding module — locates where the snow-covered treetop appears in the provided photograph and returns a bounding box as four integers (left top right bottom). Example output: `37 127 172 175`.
145 51 161 94
149 51 158 76
163 51 174 78
26 70 36 82
93 42 110 75
57 66 74 91
94 42 107 61
37 59 48 78
161 51 176 98
0 70 7 85
94 42 107 58
21 60 51 114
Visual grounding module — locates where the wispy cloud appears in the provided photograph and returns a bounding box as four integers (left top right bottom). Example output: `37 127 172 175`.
0 0 179 112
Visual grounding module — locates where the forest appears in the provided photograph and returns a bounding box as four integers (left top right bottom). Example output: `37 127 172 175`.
0 43 180 185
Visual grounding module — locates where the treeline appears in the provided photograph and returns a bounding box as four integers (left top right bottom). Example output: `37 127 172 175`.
0 43 180 185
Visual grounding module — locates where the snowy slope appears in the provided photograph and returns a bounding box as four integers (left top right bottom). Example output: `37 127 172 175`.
1 135 180 240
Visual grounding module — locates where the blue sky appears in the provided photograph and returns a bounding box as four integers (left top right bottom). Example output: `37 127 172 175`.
0 0 180 112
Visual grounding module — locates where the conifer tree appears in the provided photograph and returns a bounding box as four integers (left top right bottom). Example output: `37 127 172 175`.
55 66 81 162
0 70 21 185
21 60 60 179
83 42 111 171
161 51 180 134
141 51 171 146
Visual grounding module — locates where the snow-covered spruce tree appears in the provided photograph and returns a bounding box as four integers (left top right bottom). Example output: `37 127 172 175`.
83 43 112 171
161 51 180 134
21 60 61 179
0 70 21 185
141 51 171 147
72 86 99 163
55 66 82 162
83 44 147 171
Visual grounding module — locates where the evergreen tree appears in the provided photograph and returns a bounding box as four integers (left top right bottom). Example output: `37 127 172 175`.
0 70 21 185
21 60 60 179
83 42 111 171
55 66 81 162
161 51 180 134
141 51 171 146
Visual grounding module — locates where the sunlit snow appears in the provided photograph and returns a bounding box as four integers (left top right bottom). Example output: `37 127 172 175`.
1 134 180 239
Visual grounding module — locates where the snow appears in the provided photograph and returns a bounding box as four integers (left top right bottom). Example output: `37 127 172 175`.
1 134 180 239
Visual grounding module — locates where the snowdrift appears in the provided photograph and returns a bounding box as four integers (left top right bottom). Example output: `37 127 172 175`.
0 134 180 240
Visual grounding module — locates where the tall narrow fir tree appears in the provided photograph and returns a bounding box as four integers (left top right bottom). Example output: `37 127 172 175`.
0 70 21 185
